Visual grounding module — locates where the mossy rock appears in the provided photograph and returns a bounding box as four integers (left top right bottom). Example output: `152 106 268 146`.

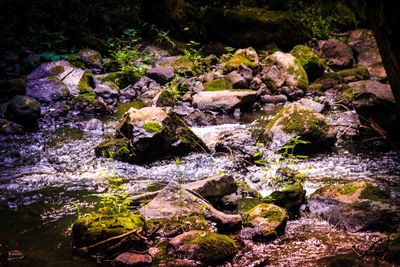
77 74 91 93
6 95 41 128
169 230 237 265
142 121 162 133
161 56 198 77
71 93 111 115
72 212 146 248
98 71 140 89
223 48 258 74
262 103 337 151
102 60 120 73
203 7 312 49
264 183 306 219
237 198 263 214
203 78 233 91
290 45 326 82
147 216 210 238
156 90 175 107
94 138 135 163
116 101 146 118
316 65 370 90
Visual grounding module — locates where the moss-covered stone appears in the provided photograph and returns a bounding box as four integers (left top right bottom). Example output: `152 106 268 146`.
71 93 111 115
290 45 326 82
50 65 65 75
116 101 146 118
203 78 233 91
317 65 370 89
72 212 145 248
237 198 263 214
77 74 91 93
170 230 237 265
223 52 258 74
264 183 306 218
156 90 175 107
147 216 210 238
6 95 40 128
142 121 162 133
94 138 135 163
161 56 198 76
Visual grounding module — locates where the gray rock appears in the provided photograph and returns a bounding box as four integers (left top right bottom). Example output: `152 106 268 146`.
225 71 247 89
317 39 354 68
299 98 325 113
192 81 204 93
215 127 258 159
146 66 175 85
93 75 119 97
81 118 103 132
173 101 195 116
183 112 217 127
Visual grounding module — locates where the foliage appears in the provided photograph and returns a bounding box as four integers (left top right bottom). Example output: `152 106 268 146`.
183 40 206 74
165 76 185 101
253 135 309 189
148 23 176 47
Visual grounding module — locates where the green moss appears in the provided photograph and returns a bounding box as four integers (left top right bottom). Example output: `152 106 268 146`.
341 87 356 101
147 216 210 234
203 78 233 91
244 203 287 224
156 90 175 107
74 92 96 100
336 183 363 195
307 83 324 93
223 54 257 74
94 138 134 162
77 75 91 93
142 121 162 133
72 212 145 247
50 65 65 75
360 183 389 203
151 241 170 266
61 87 69 96
116 101 146 118
319 65 369 83
290 45 326 81
293 58 309 88
238 198 263 214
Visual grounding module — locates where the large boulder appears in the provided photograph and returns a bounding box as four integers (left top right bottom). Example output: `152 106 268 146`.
115 107 209 163
192 90 257 113
348 29 387 80
261 51 308 90
26 60 88 102
241 203 288 241
308 181 398 232
5 95 40 128
262 103 337 151
169 230 238 265
140 181 242 230
317 39 354 69
290 45 326 82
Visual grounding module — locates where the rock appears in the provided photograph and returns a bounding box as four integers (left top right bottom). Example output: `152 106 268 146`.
146 66 175 85
93 74 119 98
169 231 237 265
348 80 397 132
6 95 40 128
155 90 175 107
260 94 288 104
182 112 217 127
94 138 134 163
238 63 254 83
223 48 259 74
140 181 242 230
120 85 139 100
299 98 325 113
308 181 398 232
72 212 146 248
264 183 306 219
317 39 354 69
290 45 326 82
71 93 111 115
0 118 24 134
80 118 103 132
241 203 288 241
26 60 88 102
192 81 204 93
316 65 370 90
261 51 308 90
203 78 233 91
48 102 70 118
225 71 247 89
215 127 258 159
192 90 257 113
203 8 311 49
77 49 103 69
115 107 209 163
262 103 337 151
348 29 387 80
173 101 195 116
0 79 26 101
146 216 210 239
114 252 152 266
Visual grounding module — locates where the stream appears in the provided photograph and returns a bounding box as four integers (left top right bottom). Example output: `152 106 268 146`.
0 107 399 266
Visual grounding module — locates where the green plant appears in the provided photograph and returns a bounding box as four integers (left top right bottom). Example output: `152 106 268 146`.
165 76 184 101
148 24 176 47
183 40 205 74
253 135 309 189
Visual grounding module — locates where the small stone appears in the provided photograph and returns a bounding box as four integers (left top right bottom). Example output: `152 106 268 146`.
114 252 152 266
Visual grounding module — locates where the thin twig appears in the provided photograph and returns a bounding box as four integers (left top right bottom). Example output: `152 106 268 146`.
337 124 353 140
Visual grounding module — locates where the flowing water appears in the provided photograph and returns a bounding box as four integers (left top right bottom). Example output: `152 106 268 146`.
0 108 399 266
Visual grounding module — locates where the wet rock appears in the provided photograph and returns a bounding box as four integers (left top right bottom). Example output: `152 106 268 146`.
72 212 146 248
0 118 24 134
146 66 175 85
81 118 103 132
261 51 308 90
192 81 204 93
349 80 397 132
317 39 354 69
215 127 258 159
115 107 209 163
93 74 119 98
260 94 288 104
264 183 306 219
316 65 370 90
225 71 247 89
290 45 326 82
183 112 217 127
238 63 254 83
77 49 103 69
6 95 40 128
146 216 210 239
192 90 257 113
223 47 259 74
0 79 26 101
308 181 398 232
140 181 242 230
241 203 288 241
26 60 88 102
299 98 325 113
71 93 111 115
348 29 387 80
114 252 152 266
169 230 237 265
262 103 337 151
